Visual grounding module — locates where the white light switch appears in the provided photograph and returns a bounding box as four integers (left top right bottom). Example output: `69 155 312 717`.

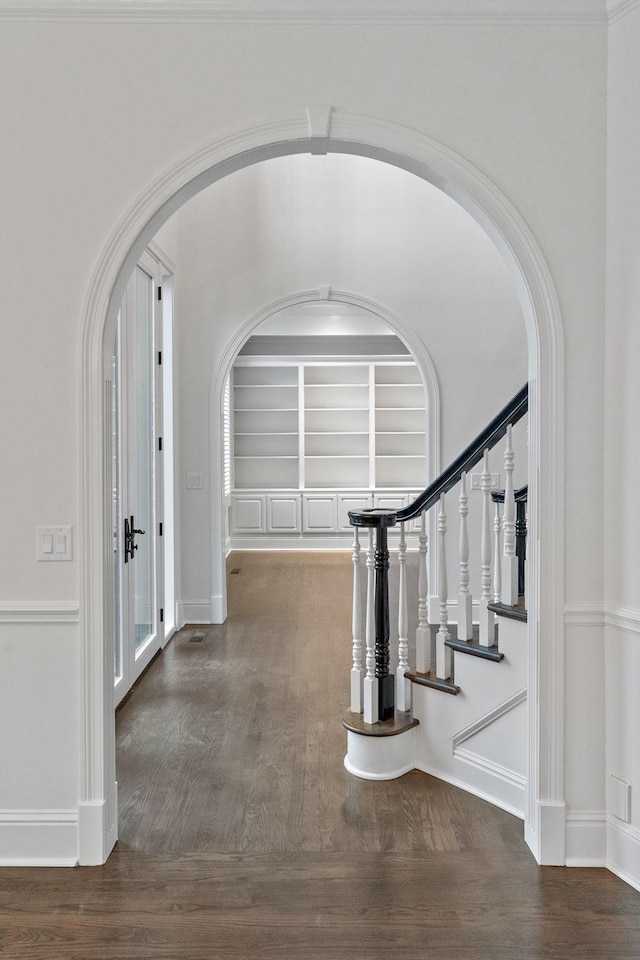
186 472 203 490
470 472 500 491
37 526 73 562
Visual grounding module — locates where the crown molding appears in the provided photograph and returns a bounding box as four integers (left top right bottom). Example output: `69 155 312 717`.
0 0 609 25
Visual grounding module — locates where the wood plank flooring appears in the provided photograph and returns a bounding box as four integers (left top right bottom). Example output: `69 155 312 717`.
1 551 640 959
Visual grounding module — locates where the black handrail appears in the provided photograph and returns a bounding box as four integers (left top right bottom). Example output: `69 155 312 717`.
492 485 528 504
396 383 528 523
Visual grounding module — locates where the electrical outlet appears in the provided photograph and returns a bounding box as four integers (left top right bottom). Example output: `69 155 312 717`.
609 775 631 823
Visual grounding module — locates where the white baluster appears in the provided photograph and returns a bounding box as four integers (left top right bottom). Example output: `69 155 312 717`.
478 450 495 646
415 510 431 674
350 526 363 713
493 498 502 604
396 522 411 712
457 472 473 640
363 528 378 723
436 493 452 679
501 423 518 606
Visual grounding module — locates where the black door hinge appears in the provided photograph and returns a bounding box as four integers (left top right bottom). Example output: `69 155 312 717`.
158 350 162 365
158 436 163 452
157 286 162 301
159 522 163 537
160 608 164 623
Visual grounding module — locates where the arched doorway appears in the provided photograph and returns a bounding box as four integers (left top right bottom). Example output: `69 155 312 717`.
210 290 442 624
80 113 564 866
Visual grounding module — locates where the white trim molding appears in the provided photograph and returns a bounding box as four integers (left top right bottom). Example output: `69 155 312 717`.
0 0 609 24
564 602 606 627
416 760 525 820
565 810 607 866
607 818 640 892
177 600 214 624
80 109 564 865
604 603 640 635
0 601 79 624
0 810 79 867
608 0 640 23
452 688 527 749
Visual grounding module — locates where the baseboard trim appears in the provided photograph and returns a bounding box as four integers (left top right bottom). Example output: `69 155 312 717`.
537 800 567 865
177 600 212 624
78 793 117 866
210 593 226 624
607 818 640 892
414 760 525 821
0 809 79 865
453 747 526 791
565 811 607 866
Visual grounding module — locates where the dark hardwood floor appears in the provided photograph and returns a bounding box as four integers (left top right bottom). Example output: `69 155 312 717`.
2 551 640 959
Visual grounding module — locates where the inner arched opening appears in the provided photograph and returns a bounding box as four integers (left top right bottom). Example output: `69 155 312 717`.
112 149 529 851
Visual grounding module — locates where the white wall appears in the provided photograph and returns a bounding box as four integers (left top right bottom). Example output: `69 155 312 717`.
0 6 608 865
604 3 640 888
155 153 527 609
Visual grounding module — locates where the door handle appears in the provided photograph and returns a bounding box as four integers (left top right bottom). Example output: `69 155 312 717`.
124 515 145 562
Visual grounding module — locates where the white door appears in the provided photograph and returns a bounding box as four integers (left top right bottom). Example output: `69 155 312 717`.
113 251 167 706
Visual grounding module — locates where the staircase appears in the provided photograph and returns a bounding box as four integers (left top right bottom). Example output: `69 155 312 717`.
343 384 529 818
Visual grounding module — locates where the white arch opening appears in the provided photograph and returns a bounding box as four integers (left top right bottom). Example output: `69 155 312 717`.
80 112 565 866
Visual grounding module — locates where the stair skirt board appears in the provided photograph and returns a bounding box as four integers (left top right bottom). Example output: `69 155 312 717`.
415 760 526 821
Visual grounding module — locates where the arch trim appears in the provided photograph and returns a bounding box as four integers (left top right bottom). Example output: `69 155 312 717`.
80 109 565 865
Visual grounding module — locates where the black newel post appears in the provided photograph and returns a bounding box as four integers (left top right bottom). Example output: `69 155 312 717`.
516 498 527 598
348 508 397 722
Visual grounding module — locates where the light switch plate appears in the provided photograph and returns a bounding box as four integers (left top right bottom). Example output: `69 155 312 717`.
187 472 203 489
37 526 73 561
470 472 500 490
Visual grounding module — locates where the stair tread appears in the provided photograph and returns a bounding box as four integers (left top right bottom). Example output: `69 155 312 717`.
488 599 528 622
445 635 504 662
342 709 419 736
405 670 460 695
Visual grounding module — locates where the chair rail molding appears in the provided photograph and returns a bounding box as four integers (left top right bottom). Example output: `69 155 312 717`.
604 603 640 635
0 601 80 624
80 108 564 864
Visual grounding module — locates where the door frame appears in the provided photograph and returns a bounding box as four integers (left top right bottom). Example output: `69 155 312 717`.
112 249 169 708
80 111 565 866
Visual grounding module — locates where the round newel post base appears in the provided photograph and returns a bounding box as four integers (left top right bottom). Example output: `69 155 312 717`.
342 710 419 780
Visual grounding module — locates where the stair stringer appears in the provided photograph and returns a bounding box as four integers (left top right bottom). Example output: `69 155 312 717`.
411 615 527 818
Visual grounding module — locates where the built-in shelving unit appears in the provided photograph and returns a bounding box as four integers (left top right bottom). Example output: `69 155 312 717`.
233 365 299 489
304 364 371 489
229 356 427 542
374 363 426 488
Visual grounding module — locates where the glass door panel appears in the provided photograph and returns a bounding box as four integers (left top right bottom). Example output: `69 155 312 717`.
132 265 156 656
113 250 168 707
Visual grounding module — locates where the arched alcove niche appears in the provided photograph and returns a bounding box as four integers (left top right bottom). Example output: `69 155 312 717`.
81 112 565 867
208 291 442 605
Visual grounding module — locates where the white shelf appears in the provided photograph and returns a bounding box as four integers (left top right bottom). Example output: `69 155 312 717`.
230 358 426 500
